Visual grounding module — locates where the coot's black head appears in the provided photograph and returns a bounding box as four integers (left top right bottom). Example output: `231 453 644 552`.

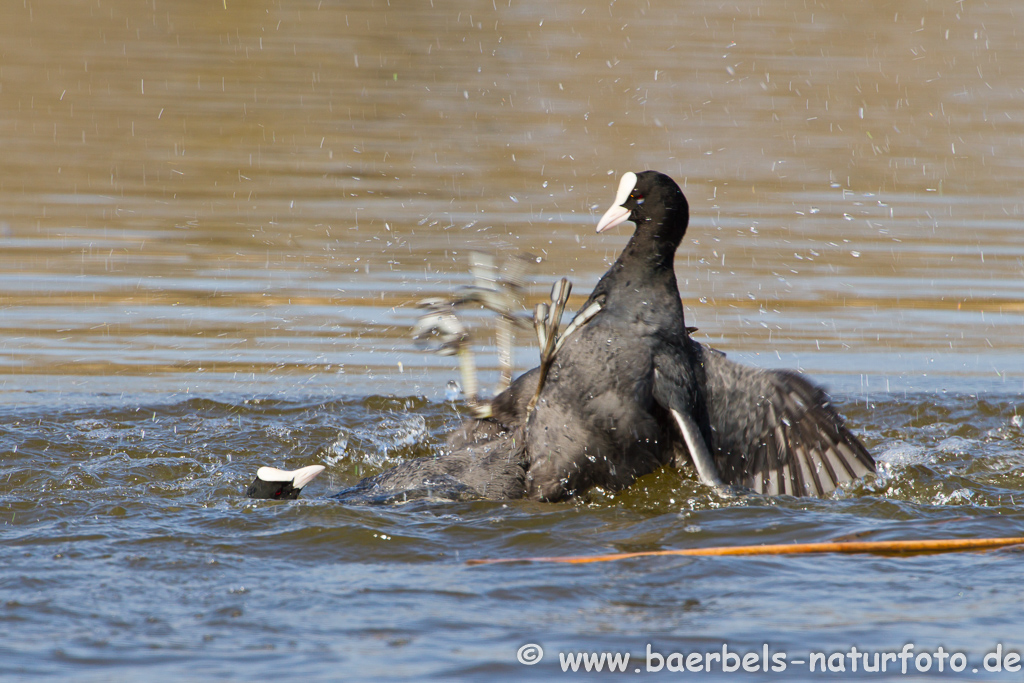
247 477 303 500
595 171 689 248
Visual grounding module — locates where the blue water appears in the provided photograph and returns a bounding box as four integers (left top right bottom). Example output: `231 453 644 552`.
3 389 1024 681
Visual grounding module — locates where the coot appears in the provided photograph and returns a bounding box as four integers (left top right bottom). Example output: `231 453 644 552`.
457 171 874 500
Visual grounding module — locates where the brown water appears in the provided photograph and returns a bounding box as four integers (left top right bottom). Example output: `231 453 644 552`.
2 0 1024 680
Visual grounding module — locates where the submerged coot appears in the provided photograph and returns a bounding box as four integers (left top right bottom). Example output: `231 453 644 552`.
331 430 527 503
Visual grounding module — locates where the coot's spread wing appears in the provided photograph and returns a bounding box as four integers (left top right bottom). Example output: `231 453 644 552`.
650 344 725 488
696 341 874 496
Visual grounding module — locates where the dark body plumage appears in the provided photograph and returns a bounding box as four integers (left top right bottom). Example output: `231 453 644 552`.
331 429 528 503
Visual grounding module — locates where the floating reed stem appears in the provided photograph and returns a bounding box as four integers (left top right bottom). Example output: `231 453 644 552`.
466 536 1024 566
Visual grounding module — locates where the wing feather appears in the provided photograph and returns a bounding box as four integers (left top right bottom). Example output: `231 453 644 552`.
695 340 874 497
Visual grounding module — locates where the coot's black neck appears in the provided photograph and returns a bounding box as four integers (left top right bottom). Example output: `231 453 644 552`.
621 212 685 272
587 211 688 327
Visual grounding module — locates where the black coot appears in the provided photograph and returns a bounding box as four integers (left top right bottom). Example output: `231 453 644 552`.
460 171 874 500
521 171 711 500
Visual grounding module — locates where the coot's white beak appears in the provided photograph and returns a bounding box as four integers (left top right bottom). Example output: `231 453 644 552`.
255 464 325 490
595 171 638 233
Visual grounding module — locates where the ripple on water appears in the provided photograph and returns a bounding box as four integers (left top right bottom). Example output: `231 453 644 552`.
4 392 1024 678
